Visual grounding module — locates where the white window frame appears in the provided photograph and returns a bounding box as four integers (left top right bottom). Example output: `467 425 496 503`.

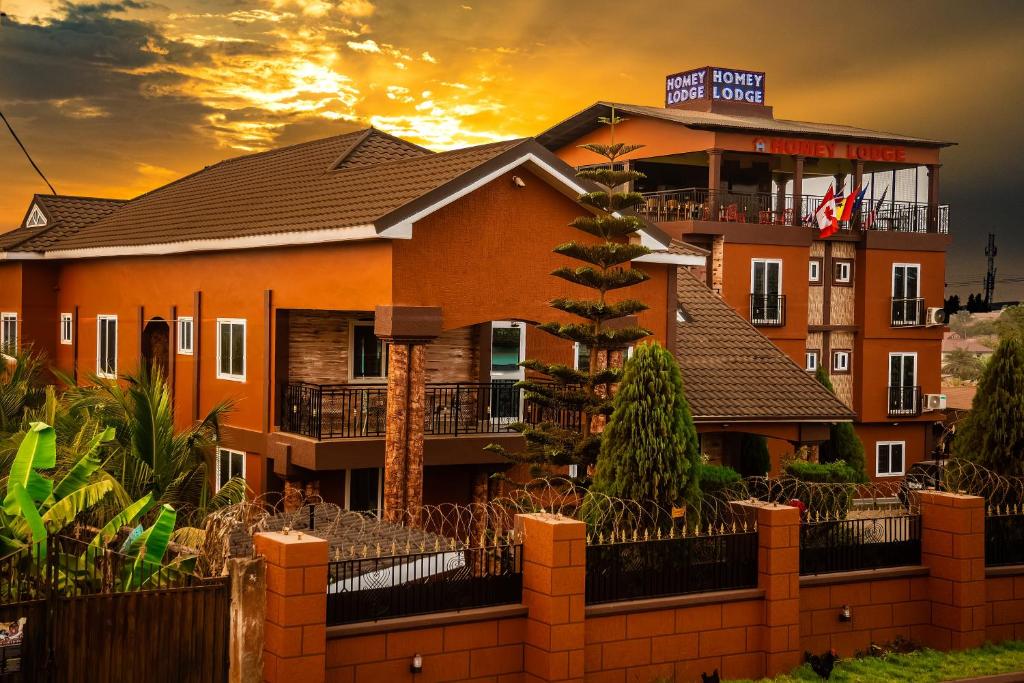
490 320 526 381
808 260 821 283
25 204 47 228
216 318 247 382
215 447 246 491
348 320 389 382
96 314 118 379
805 351 819 372
834 260 852 284
344 466 384 518
177 316 194 355
750 258 783 296
60 312 73 345
832 350 850 373
573 341 592 372
889 351 918 389
876 441 906 477
891 263 921 298
1 312 17 354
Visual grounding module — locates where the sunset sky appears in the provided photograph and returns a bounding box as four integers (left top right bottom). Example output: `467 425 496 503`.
1 1 1023 299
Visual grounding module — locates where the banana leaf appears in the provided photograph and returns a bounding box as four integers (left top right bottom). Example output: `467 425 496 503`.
41 481 114 533
10 483 46 547
52 427 115 500
125 505 176 587
91 492 154 548
3 422 56 515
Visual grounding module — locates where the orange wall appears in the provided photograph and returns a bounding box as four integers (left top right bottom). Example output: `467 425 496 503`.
855 338 942 424
556 117 716 165
852 422 930 481
857 248 946 341
0 262 22 346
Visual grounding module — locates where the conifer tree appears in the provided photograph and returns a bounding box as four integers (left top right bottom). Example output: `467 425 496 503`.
590 342 701 510
487 108 651 474
814 366 868 482
953 335 1024 475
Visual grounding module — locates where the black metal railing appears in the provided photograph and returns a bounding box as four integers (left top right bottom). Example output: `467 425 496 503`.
638 188 949 234
281 381 527 439
799 514 921 575
750 294 786 327
985 514 1024 567
888 385 922 417
891 298 926 327
585 532 759 605
326 544 523 625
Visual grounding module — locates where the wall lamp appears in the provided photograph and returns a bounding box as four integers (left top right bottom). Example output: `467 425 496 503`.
839 605 852 622
511 175 526 188
410 653 423 674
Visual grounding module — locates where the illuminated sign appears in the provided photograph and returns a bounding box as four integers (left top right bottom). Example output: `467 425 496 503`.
754 137 907 162
666 67 765 107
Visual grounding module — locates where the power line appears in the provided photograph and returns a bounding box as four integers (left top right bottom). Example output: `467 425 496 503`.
0 109 57 194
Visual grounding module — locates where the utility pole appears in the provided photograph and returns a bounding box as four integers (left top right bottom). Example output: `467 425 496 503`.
984 233 997 309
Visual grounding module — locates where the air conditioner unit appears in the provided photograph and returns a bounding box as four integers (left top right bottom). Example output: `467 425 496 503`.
925 307 946 326
922 393 947 411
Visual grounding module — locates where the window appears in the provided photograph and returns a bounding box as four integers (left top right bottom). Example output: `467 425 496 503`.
889 352 918 415
892 264 922 326
0 313 17 354
216 318 246 381
177 316 194 355
805 350 819 372
60 313 73 345
573 342 592 372
96 315 117 378
876 441 905 477
833 259 853 285
750 259 783 325
832 350 851 373
351 321 388 380
808 258 822 284
215 447 245 491
346 467 383 517
25 205 47 228
491 321 525 378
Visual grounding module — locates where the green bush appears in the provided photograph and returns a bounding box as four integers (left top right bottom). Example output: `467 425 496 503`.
782 459 858 517
737 433 771 477
783 459 859 483
697 463 742 497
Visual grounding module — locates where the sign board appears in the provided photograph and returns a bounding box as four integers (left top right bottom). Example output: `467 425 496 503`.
666 67 766 107
752 137 908 162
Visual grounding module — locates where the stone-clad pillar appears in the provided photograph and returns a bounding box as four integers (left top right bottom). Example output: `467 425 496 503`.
375 306 441 527
791 155 804 226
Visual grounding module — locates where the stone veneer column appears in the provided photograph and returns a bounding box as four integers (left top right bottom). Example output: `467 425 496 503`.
383 342 410 525
404 343 426 525
253 531 328 683
516 513 586 683
919 491 987 650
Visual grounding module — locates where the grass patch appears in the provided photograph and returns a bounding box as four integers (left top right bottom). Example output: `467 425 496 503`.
730 641 1024 682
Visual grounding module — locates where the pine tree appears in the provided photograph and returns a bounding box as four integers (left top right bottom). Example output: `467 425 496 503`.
590 342 700 510
487 108 652 474
814 366 868 482
953 335 1024 475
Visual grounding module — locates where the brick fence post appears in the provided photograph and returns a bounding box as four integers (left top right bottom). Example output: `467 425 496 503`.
919 491 986 650
253 531 329 683
740 502 801 677
515 513 586 683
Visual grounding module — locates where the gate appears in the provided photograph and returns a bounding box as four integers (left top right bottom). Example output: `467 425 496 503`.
0 537 230 683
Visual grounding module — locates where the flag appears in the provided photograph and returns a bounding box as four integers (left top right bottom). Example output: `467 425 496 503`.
849 184 868 219
833 190 848 223
839 184 862 222
815 185 839 237
866 187 888 229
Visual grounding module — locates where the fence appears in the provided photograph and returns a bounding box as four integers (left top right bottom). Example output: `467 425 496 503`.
585 530 759 605
985 512 1024 567
326 542 523 625
799 514 921 575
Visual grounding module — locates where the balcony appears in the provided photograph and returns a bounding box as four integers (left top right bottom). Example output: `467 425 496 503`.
281 381 546 440
888 385 922 417
891 298 926 327
750 294 786 327
638 188 949 234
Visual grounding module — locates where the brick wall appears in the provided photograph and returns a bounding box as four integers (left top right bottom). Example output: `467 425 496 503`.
985 571 1024 644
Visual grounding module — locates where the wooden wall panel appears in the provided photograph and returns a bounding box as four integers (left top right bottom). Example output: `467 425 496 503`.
286 310 360 385
425 326 477 383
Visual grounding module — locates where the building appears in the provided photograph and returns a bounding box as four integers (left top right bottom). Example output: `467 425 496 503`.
0 125 852 509
540 66 954 479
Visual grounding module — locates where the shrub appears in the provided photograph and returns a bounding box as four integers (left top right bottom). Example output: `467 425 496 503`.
697 463 742 497
783 459 858 517
737 433 771 477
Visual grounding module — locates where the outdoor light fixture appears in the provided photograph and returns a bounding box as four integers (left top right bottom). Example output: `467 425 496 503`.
839 605 852 622
410 653 423 674
511 175 526 188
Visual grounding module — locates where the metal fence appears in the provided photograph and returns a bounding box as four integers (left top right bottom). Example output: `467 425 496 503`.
585 531 759 605
985 513 1024 567
326 543 523 625
799 514 921 575
891 298 926 327
887 386 922 417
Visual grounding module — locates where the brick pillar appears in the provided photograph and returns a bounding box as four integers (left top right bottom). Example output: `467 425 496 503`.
743 502 801 676
516 513 586 683
253 531 328 683
919 491 986 650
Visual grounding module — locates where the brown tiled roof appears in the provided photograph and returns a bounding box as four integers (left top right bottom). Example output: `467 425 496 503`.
0 195 125 250
941 385 976 411
675 268 854 421
538 102 953 151
22 129 541 252
941 336 993 354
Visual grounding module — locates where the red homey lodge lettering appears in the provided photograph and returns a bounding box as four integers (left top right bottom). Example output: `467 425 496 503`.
766 138 906 162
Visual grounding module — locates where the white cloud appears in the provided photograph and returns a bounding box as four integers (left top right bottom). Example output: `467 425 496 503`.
421 51 437 64
337 0 376 17
347 38 381 53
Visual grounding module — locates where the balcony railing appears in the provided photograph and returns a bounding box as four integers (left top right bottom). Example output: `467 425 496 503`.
281 381 532 440
750 294 786 327
888 385 922 417
891 298 926 327
638 188 949 234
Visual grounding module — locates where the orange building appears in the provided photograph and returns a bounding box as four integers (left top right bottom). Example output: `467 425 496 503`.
540 66 953 480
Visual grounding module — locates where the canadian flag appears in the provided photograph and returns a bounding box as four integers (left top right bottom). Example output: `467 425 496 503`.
815 186 839 238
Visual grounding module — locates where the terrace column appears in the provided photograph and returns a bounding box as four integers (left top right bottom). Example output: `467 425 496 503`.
927 164 941 233
375 306 442 528
852 160 864 229
707 148 723 221
791 155 804 226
